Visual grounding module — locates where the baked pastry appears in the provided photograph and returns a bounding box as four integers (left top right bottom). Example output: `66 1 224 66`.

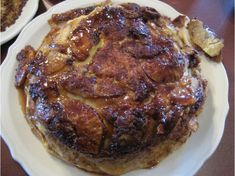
1 0 28 31
15 2 224 175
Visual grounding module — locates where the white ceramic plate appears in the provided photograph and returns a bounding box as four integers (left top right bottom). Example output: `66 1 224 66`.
0 0 229 176
0 0 39 45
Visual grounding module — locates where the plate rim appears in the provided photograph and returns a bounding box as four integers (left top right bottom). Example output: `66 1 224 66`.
0 0 229 176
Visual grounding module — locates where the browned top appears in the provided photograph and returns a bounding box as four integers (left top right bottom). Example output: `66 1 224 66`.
15 3 208 158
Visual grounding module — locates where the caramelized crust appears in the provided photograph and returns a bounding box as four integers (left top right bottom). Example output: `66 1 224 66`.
63 99 104 154
15 46 36 87
15 2 223 175
49 6 96 26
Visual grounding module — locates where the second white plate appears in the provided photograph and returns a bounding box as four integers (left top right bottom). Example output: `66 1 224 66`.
0 0 39 45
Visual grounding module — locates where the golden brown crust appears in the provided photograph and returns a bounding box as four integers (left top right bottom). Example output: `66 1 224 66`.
63 99 104 154
25 101 199 175
15 2 223 175
48 6 96 27
15 45 36 87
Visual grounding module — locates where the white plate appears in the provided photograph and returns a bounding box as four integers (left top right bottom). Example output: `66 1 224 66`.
0 0 39 45
0 0 229 176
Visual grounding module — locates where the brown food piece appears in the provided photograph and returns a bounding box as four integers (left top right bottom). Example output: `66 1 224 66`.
61 69 125 98
187 19 224 61
15 45 36 87
173 15 188 28
49 6 96 26
63 99 104 154
70 27 100 60
141 49 185 83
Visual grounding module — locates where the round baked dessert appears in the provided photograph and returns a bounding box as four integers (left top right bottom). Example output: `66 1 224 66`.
15 2 224 175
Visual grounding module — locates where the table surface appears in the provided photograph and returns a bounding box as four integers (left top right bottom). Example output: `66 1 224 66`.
1 0 234 175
